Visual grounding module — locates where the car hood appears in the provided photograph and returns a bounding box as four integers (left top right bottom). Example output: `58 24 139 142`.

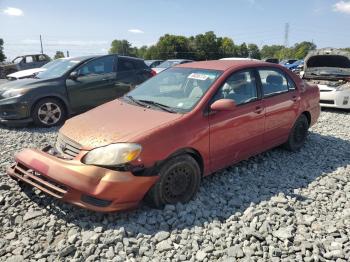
304 48 350 79
7 68 46 79
0 78 58 93
60 99 183 149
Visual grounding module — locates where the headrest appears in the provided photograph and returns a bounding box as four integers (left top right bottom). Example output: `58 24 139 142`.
230 73 246 82
266 75 283 85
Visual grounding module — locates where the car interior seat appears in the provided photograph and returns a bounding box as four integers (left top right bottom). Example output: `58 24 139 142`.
265 74 284 95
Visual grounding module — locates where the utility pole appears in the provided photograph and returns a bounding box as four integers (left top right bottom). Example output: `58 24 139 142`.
284 23 289 48
40 35 44 54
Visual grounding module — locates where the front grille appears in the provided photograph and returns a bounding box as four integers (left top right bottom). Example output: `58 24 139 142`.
55 133 82 159
10 163 67 198
319 89 332 92
320 99 335 105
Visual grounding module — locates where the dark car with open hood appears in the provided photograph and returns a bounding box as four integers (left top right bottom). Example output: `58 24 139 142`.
0 54 153 127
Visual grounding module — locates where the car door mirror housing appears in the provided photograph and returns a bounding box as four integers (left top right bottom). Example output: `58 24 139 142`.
69 71 78 80
210 99 237 111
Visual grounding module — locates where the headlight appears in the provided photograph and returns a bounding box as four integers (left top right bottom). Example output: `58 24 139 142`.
336 85 350 91
1 89 27 98
82 143 142 166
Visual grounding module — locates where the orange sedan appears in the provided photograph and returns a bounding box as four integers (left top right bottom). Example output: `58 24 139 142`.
7 60 320 212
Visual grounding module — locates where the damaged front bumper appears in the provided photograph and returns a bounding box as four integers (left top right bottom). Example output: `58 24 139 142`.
7 147 159 212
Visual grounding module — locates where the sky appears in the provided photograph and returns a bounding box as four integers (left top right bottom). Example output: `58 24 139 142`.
0 0 350 60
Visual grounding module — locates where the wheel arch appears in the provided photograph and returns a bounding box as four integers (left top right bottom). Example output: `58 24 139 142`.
166 147 204 177
31 95 70 116
301 111 311 126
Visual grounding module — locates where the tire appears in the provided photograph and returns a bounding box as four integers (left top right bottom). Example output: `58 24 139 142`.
145 154 201 209
284 114 309 151
32 98 67 127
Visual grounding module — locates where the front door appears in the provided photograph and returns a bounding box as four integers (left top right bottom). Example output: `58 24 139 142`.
66 55 117 112
209 69 265 172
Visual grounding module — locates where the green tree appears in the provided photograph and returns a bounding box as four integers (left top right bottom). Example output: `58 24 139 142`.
155 34 192 60
237 43 249 57
109 39 135 56
219 37 237 58
0 39 6 62
248 44 261 59
293 41 317 59
260 45 285 59
193 31 221 60
54 51 65 59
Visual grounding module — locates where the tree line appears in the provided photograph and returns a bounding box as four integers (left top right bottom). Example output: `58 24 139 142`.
1 34 350 63
109 31 320 61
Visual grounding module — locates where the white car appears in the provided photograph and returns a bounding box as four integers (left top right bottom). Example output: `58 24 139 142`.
6 58 67 80
153 59 193 74
303 48 350 109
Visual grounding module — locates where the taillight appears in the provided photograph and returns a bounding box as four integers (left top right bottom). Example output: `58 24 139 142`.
151 70 157 77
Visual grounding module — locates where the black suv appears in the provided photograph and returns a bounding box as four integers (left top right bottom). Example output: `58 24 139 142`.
0 55 153 127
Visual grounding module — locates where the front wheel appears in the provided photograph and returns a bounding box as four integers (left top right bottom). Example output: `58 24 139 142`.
32 98 67 127
284 114 309 151
145 155 201 208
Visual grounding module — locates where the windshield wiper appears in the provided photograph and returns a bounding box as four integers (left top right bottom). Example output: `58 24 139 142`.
124 95 149 108
138 99 178 113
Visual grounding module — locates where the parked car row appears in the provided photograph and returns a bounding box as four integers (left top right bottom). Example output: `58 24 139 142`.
4 58 321 212
1 46 349 212
0 54 51 79
0 55 154 126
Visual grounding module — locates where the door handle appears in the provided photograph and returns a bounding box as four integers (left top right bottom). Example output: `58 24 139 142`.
254 106 264 114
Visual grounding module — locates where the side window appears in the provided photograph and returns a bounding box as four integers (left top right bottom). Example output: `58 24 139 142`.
213 70 258 105
117 58 135 72
25 56 34 63
258 69 288 97
78 56 114 76
286 75 296 90
37 55 48 62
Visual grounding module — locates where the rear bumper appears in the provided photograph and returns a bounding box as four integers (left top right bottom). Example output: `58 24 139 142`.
7 149 159 212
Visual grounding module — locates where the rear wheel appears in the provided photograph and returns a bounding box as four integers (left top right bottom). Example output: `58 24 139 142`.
32 98 67 127
285 114 309 151
145 155 201 208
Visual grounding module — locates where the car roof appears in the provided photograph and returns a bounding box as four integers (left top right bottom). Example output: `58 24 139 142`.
166 59 193 62
176 60 275 71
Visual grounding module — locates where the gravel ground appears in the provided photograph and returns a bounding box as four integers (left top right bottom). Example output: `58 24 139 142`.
0 109 350 262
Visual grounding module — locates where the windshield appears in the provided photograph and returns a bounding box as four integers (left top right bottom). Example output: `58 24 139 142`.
41 59 64 69
156 60 181 68
126 67 222 113
36 59 81 79
12 57 23 63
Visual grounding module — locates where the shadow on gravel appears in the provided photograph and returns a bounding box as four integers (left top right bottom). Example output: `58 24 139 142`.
321 107 350 115
18 131 350 236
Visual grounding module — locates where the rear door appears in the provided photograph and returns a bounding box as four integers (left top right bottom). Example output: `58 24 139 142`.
66 55 117 112
257 67 300 149
209 69 265 171
115 57 137 96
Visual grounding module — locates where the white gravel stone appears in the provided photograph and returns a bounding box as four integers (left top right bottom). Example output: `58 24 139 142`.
0 110 350 261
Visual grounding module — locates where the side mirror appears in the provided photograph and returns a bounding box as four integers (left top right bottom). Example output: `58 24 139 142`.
210 99 237 112
69 71 78 80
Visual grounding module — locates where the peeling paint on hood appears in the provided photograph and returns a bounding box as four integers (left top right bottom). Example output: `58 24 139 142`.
59 99 183 149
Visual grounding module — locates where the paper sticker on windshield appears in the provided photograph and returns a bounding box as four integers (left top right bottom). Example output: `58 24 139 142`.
188 73 209 81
